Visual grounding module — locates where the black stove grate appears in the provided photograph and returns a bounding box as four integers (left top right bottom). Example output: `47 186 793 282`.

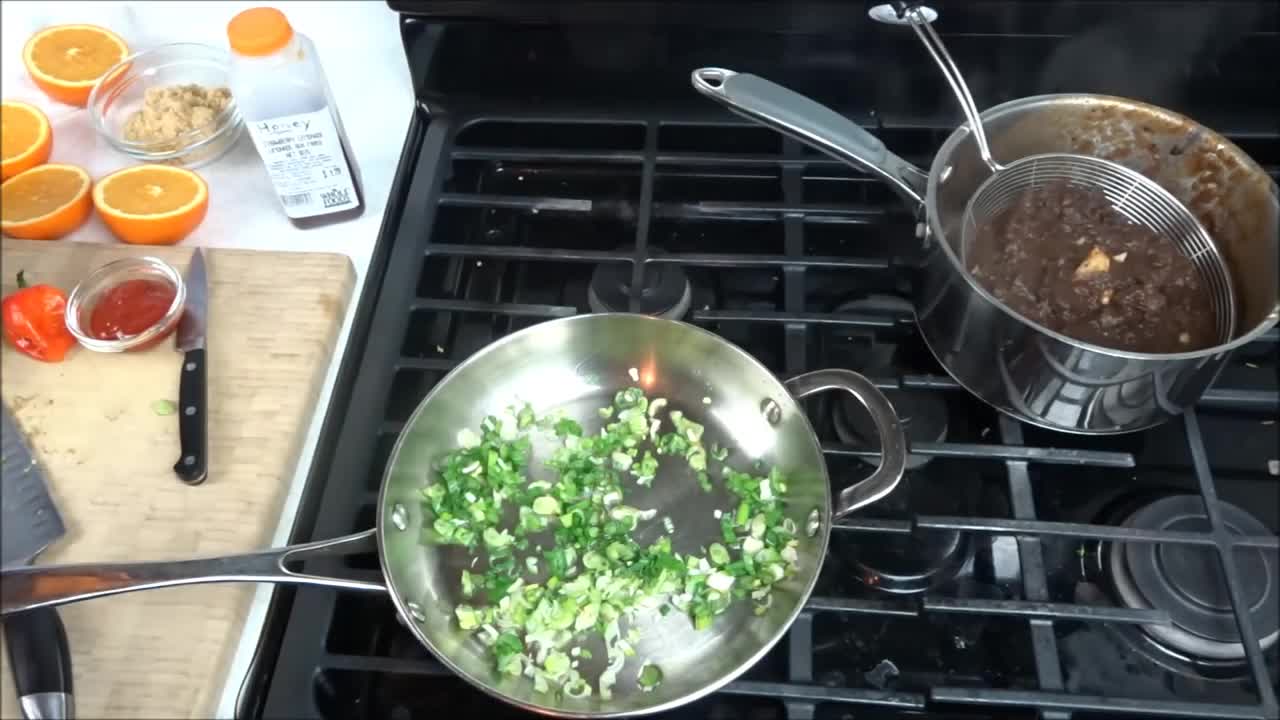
249 102 1279 720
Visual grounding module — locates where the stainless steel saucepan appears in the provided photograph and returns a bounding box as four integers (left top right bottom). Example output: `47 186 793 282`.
1 313 907 717
691 68 1279 434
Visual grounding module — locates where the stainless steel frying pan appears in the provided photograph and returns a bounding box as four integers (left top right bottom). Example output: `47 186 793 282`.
1 313 907 717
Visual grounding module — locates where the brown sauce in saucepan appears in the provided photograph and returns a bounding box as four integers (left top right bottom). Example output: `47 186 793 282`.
967 182 1219 354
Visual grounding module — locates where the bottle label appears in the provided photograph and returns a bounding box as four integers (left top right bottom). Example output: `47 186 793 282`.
245 109 360 218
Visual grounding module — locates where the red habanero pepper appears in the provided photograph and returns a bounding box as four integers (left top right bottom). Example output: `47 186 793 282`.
2 270 76 362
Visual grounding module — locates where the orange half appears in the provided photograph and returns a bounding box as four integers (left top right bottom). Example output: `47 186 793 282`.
1 163 93 240
1 101 53 181
93 164 209 245
23 24 129 107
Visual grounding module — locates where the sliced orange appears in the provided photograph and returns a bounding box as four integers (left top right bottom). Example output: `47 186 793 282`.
1 163 93 240
1 101 53 181
23 25 129 107
93 164 209 245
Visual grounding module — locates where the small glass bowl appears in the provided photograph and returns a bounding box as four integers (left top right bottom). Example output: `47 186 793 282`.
65 257 187 353
88 43 244 169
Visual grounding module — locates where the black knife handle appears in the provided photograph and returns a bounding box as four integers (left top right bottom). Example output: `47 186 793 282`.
4 607 73 719
174 347 208 485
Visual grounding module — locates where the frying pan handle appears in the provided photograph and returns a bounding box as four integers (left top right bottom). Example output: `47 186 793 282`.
784 369 908 518
691 68 929 209
0 530 387 617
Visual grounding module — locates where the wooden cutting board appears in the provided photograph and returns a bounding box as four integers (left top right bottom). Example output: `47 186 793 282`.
0 238 355 719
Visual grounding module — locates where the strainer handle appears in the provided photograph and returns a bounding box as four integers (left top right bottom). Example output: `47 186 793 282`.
895 4 1004 172
692 68 929 209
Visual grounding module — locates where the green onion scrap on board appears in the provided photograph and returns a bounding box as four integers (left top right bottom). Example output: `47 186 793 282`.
419 385 802 700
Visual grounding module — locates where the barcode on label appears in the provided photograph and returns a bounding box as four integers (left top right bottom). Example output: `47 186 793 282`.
281 192 312 207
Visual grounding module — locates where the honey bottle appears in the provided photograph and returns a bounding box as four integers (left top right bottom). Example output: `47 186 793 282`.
226 7 364 227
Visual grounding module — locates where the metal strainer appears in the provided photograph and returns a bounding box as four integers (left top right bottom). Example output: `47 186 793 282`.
899 3 1238 342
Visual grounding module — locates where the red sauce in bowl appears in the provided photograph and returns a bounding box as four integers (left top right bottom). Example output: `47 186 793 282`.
88 278 177 341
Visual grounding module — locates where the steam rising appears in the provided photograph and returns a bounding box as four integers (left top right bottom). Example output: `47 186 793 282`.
1037 5 1262 106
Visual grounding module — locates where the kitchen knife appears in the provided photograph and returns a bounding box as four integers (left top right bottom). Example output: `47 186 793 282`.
173 248 208 485
2 404 73 720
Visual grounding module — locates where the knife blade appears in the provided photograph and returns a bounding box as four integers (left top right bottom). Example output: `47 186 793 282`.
2 404 74 720
173 248 208 486
1 409 64 567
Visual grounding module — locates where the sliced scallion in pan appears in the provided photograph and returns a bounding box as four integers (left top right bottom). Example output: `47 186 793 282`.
420 388 801 699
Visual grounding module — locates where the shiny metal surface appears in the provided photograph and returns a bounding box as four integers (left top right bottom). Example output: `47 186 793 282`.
1 405 66 569
900 4 1233 340
174 248 207 352
691 68 928 207
0 531 384 616
691 69 1279 434
920 94 1277 433
900 5 1005 174
20 692 71 720
0 314 907 717
378 314 904 716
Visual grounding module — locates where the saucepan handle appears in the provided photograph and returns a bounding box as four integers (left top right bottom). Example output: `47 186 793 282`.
691 67 929 209
0 529 387 617
784 369 908 518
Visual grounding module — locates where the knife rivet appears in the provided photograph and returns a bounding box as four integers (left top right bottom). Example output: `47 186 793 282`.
183 455 195 466
185 406 197 416
186 362 197 371
391 503 408 531
406 600 426 623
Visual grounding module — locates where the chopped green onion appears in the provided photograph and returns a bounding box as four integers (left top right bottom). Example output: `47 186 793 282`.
484 527 514 548
707 571 735 592
532 495 561 515
708 543 730 565
455 605 480 630
151 399 177 416
425 385 796 699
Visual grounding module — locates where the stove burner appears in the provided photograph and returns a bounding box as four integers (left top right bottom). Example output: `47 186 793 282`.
829 295 946 471
1105 495 1279 664
851 523 974 594
830 295 914 370
587 255 691 318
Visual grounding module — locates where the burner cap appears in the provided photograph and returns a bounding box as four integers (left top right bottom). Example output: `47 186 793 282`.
588 258 691 319
1109 495 1279 660
830 294 915 371
852 527 972 594
834 372 948 471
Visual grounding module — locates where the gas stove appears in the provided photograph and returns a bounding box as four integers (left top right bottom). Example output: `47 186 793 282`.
237 2 1279 719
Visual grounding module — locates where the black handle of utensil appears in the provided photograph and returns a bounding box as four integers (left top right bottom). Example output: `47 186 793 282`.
4 607 74 719
173 348 208 485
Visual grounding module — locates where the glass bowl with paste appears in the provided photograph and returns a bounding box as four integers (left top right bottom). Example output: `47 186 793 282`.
88 43 244 168
64 256 187 353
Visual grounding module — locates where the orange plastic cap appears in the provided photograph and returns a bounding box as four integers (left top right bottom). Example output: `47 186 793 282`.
227 7 294 56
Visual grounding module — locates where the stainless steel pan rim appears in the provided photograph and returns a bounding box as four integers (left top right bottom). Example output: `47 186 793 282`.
376 312 898 718
923 93 1280 362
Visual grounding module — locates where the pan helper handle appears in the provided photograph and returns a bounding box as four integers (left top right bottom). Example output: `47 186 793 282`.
691 68 929 208
784 369 907 518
